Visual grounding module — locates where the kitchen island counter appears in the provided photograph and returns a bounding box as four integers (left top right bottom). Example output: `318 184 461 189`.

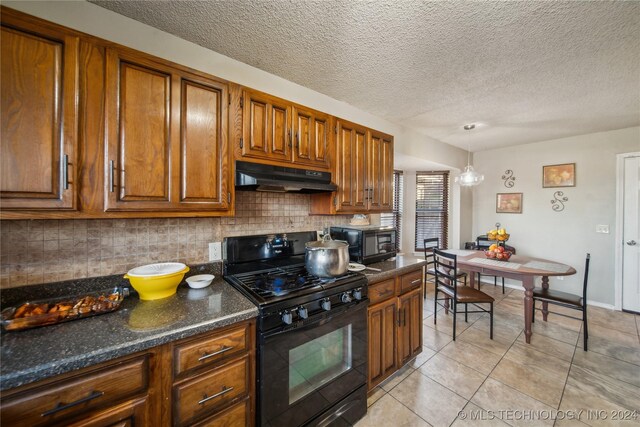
0 274 257 391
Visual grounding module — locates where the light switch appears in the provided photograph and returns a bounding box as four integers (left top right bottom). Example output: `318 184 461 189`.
596 225 610 234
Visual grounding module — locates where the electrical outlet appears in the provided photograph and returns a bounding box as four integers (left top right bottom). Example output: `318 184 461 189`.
556 276 564 281
209 242 222 261
596 225 610 234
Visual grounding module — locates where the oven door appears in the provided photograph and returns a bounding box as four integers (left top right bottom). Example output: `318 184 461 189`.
259 301 368 427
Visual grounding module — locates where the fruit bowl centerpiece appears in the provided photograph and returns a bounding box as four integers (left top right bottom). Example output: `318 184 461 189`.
487 223 509 243
485 245 513 261
484 223 512 260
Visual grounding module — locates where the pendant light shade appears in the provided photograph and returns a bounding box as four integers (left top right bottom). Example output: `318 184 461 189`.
455 124 484 187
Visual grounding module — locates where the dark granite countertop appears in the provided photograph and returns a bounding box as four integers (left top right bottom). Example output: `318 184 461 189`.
0 267 258 391
364 255 426 284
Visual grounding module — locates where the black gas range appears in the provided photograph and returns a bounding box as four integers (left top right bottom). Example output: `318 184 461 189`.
223 231 368 427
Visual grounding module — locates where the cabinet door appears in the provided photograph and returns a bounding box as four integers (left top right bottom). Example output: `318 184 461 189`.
0 23 78 210
179 77 229 210
368 298 397 389
292 106 330 169
334 120 367 212
65 398 147 427
104 49 176 211
397 288 423 366
367 132 394 212
241 91 291 162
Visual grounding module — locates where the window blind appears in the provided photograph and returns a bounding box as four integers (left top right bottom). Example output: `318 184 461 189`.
415 171 449 251
380 170 403 252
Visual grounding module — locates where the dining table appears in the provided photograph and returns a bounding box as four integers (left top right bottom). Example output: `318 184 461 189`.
444 249 577 344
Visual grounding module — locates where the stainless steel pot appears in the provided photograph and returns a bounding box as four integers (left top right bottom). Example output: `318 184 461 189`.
305 235 349 278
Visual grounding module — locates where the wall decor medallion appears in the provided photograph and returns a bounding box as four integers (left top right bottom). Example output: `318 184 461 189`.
496 193 523 214
551 191 569 212
542 163 575 188
501 170 516 188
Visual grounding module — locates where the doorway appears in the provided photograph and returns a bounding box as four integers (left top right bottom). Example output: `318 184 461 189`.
615 152 640 313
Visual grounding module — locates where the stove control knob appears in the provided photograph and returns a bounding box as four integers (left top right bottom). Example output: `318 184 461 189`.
281 310 293 325
321 298 331 311
298 306 308 319
341 292 352 303
353 288 363 301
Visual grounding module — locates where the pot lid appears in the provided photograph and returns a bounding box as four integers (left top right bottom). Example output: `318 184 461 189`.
127 262 187 277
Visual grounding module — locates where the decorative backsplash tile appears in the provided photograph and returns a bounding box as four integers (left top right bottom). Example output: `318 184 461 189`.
0 192 350 288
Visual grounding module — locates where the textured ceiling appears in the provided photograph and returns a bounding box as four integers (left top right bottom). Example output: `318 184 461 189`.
90 0 640 151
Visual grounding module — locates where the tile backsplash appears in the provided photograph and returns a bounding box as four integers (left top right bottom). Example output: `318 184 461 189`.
0 192 351 288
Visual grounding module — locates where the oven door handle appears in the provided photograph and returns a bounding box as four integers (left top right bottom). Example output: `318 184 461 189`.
261 300 367 341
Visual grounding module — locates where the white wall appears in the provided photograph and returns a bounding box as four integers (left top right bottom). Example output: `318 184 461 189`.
4 0 473 253
473 126 640 306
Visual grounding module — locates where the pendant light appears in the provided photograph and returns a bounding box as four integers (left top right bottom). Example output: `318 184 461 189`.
455 124 484 187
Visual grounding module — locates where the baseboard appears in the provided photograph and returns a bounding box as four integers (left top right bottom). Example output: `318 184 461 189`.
476 278 616 311
585 300 615 310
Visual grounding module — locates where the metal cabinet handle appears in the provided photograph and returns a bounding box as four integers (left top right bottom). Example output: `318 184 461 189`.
41 390 104 417
295 131 300 148
288 129 292 148
627 240 637 246
410 279 421 285
198 345 233 362
62 154 70 190
198 386 234 405
109 160 115 193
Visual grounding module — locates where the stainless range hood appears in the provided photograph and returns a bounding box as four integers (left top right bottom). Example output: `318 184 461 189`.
235 161 338 193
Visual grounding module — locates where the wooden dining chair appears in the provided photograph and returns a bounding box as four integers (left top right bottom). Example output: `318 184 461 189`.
475 236 505 294
423 238 468 300
433 249 494 340
532 254 590 350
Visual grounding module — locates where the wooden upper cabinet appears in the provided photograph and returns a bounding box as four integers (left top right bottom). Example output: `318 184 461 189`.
241 90 291 162
367 131 394 212
292 107 330 168
334 119 367 212
0 20 78 210
311 120 393 215
180 77 229 210
105 50 174 211
104 49 230 212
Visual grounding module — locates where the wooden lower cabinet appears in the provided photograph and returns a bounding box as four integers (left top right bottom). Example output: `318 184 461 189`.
192 397 250 427
65 397 148 427
368 297 397 387
367 268 423 390
0 319 255 427
397 288 423 366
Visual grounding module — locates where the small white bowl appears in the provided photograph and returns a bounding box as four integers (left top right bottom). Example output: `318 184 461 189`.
186 274 214 289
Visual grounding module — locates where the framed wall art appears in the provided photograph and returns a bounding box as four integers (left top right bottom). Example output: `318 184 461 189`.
542 163 575 188
496 193 523 214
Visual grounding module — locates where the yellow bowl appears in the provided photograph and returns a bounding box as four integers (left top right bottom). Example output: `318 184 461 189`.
124 267 189 301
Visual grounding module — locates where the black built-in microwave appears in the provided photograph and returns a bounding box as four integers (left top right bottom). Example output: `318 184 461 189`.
330 225 397 265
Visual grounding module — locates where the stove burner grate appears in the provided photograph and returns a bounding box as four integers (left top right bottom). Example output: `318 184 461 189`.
229 265 360 300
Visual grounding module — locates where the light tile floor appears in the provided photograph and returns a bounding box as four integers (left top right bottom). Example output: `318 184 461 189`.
357 281 640 427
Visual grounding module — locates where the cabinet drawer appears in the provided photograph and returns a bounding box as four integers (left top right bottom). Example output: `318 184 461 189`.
368 279 395 304
192 397 250 427
173 354 250 426
174 323 249 376
399 269 423 294
1 355 149 426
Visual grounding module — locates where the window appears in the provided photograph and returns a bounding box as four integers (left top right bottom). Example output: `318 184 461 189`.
380 170 403 252
415 171 449 251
